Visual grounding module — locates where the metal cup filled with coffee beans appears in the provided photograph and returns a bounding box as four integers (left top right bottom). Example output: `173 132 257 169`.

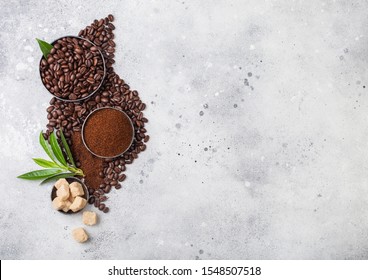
39 36 106 102
81 107 135 158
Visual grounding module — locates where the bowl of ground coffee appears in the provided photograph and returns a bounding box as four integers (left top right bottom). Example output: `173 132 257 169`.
81 107 135 158
39 36 106 102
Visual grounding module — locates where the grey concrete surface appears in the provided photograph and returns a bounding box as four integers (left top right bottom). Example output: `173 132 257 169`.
0 0 368 259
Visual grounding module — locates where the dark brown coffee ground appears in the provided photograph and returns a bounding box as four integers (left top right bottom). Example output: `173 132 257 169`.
83 108 134 157
71 131 104 190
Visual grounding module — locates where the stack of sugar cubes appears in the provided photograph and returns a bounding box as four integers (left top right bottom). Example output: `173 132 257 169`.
52 178 87 212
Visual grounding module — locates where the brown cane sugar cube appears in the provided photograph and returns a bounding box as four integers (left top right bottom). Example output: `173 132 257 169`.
69 196 87 212
82 211 97 226
56 184 70 201
72 228 88 243
52 196 65 210
61 200 72 212
54 178 69 190
69 182 84 197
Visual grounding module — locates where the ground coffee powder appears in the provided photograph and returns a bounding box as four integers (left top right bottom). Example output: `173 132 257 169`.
83 108 134 158
71 131 104 190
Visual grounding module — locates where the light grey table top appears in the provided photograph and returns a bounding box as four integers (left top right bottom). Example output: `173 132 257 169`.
1 0 367 259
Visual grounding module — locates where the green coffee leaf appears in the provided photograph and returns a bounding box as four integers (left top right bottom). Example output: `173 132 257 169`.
39 132 58 164
36 38 53 59
60 129 76 167
32 158 59 168
17 169 63 180
49 132 67 166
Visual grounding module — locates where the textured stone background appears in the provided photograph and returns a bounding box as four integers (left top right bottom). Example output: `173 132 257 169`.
1 0 368 259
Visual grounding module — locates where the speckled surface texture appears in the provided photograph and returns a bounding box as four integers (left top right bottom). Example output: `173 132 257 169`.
1 0 368 260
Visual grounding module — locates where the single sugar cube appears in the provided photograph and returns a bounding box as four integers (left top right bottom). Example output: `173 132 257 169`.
61 200 72 212
82 211 97 226
69 196 87 212
54 178 69 190
52 197 65 210
56 184 70 201
72 228 88 243
69 182 84 197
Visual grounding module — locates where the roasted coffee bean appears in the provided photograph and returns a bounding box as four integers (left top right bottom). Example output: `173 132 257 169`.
118 174 126 182
106 167 112 174
83 41 92 48
96 189 103 196
113 167 120 173
104 185 112 193
98 203 105 211
88 196 95 204
94 199 100 207
88 188 95 195
103 207 109 213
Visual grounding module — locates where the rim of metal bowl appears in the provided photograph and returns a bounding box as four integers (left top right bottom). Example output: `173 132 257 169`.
50 177 89 214
39 35 106 103
81 107 135 159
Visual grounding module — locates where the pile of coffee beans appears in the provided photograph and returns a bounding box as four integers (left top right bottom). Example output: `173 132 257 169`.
44 15 149 213
40 37 104 100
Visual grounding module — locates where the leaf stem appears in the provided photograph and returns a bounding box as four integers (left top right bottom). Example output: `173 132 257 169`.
67 166 84 177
